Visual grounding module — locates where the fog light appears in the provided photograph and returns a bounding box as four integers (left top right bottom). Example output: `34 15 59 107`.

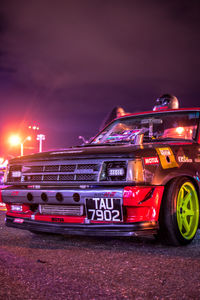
11 204 23 212
108 168 125 176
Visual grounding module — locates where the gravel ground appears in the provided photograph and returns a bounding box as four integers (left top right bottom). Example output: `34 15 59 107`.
0 212 200 300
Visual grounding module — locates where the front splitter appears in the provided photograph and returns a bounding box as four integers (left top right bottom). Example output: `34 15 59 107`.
5 215 158 237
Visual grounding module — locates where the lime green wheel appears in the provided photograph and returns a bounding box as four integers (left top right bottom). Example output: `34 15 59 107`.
176 182 199 240
159 177 199 246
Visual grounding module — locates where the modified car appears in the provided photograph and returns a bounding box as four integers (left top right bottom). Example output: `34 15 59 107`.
1 95 200 246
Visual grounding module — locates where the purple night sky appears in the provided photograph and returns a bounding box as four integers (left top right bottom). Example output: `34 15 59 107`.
0 0 200 157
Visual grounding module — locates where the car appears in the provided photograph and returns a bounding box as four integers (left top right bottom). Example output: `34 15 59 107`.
1 95 200 246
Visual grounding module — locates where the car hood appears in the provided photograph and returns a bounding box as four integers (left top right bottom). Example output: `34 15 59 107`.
9 141 189 163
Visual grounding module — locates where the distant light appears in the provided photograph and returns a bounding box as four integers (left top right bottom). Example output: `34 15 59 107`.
37 134 45 141
27 136 31 141
28 125 39 130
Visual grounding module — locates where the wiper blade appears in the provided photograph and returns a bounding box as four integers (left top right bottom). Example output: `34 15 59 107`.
151 137 193 142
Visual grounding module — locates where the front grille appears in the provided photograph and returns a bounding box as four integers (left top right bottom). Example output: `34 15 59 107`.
39 204 84 216
77 164 98 171
29 175 43 181
44 165 59 172
76 174 96 181
7 159 128 185
59 174 74 181
23 166 43 173
43 175 58 181
60 165 76 172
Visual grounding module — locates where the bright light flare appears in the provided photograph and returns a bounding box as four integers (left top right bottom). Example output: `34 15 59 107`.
176 127 184 135
9 135 21 146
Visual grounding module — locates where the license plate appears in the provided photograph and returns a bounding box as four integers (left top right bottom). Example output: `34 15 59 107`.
86 198 123 222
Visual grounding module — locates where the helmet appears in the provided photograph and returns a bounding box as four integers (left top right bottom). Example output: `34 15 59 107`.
153 94 179 111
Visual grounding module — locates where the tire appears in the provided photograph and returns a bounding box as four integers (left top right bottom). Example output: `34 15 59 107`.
158 177 199 246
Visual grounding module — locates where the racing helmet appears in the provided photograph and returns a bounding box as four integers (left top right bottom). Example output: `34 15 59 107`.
153 94 179 111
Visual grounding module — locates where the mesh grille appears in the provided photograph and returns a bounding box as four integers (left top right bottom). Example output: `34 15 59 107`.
59 174 74 181
9 165 21 171
7 160 127 184
39 204 83 216
30 175 42 181
76 174 96 181
60 165 76 172
77 164 99 171
44 165 59 172
43 175 58 181
25 166 43 173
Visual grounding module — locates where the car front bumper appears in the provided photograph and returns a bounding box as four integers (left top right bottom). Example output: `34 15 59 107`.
5 215 158 237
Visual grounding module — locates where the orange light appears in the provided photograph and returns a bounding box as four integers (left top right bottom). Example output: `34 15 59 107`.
9 135 21 146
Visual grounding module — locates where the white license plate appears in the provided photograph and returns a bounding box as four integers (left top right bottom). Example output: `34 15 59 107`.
86 198 123 222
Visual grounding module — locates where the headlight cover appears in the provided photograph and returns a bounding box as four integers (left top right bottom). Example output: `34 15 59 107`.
100 161 127 181
100 159 144 182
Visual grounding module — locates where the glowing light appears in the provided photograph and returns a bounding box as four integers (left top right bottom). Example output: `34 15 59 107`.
37 134 45 152
9 135 21 146
176 127 184 135
9 135 32 156
28 125 39 130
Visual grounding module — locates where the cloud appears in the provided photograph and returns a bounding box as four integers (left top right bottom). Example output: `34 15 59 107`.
0 0 200 153
1 1 199 90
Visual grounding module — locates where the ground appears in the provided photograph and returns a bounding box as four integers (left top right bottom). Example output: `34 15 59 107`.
0 212 200 299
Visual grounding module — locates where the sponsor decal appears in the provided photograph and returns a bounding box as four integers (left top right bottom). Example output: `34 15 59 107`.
13 218 24 224
178 156 193 163
156 147 178 169
52 217 64 222
144 157 159 165
159 149 171 156
103 192 117 197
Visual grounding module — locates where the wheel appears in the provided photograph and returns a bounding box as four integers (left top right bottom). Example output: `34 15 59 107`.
158 177 199 246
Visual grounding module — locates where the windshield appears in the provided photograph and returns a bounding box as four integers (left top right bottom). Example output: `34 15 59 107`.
91 111 200 145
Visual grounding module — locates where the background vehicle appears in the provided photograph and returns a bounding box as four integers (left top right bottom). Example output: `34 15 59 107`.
2 97 200 245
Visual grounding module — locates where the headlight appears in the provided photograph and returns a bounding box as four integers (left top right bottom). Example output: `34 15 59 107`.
6 165 22 182
108 167 125 177
100 160 144 182
100 161 127 181
11 204 23 212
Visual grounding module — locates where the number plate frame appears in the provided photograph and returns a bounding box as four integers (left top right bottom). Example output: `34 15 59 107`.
86 198 123 222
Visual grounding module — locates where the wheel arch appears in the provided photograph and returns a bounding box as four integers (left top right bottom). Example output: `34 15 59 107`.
160 175 200 228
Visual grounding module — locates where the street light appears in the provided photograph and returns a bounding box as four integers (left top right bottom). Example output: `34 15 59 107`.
37 134 45 152
21 136 31 156
9 135 31 156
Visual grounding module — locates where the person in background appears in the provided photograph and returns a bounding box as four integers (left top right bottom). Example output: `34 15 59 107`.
99 106 126 131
